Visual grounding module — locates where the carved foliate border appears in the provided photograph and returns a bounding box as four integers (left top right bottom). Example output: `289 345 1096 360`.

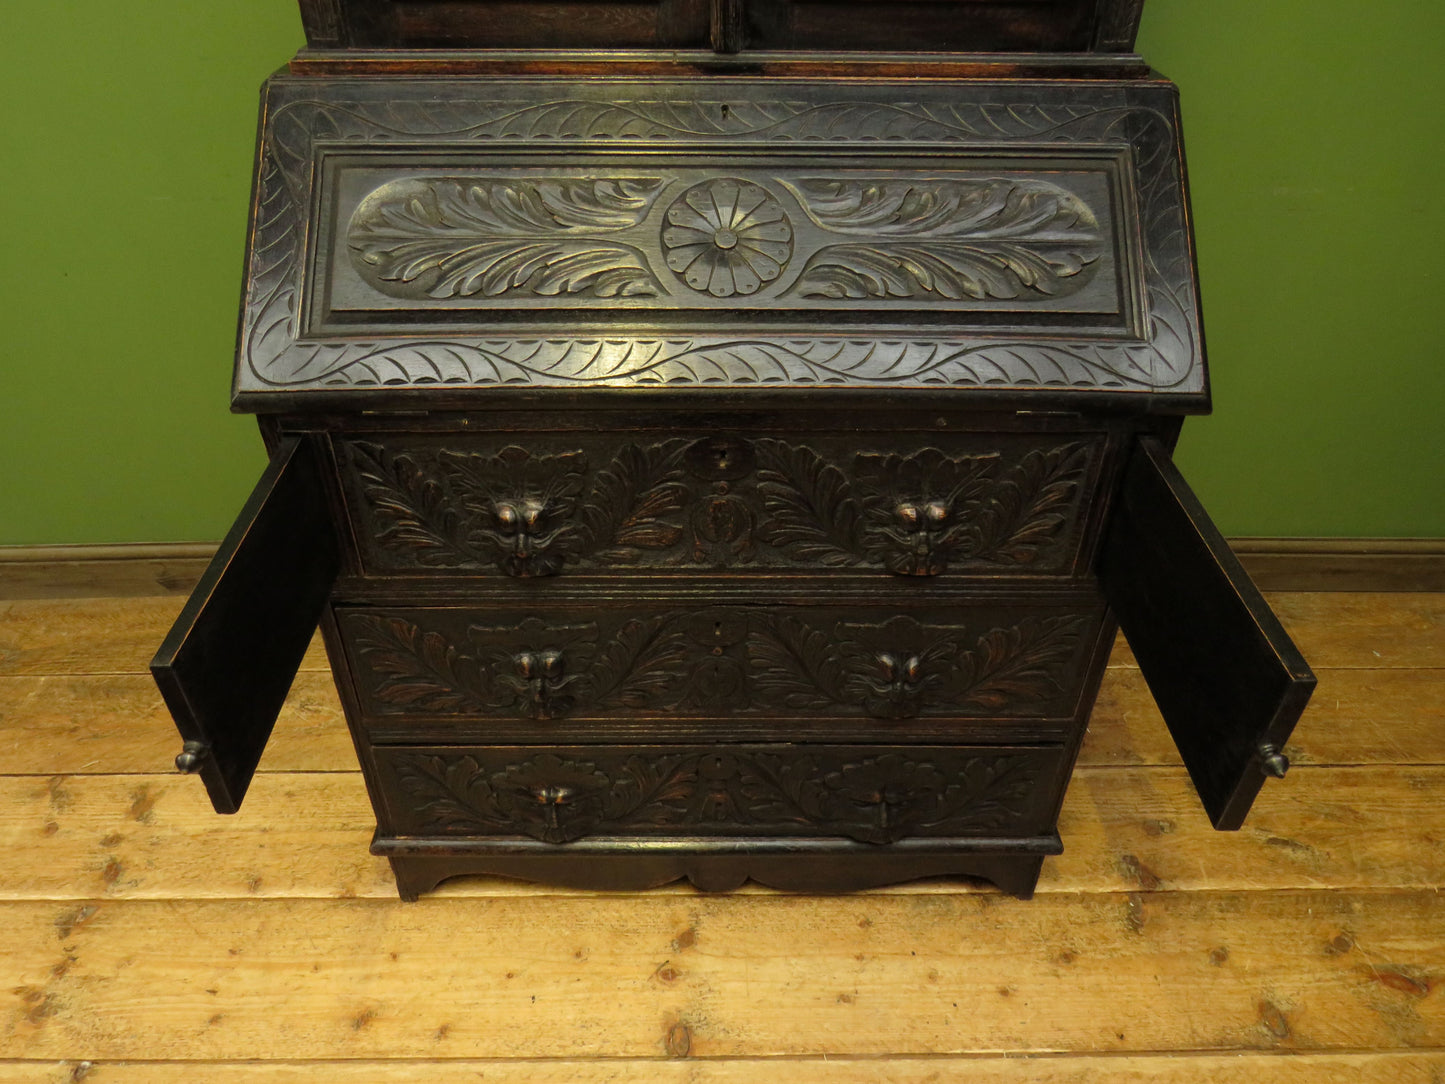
338 606 1095 722
236 77 1202 399
376 744 1060 845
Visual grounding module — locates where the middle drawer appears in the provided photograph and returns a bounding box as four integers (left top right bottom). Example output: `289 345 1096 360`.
333 595 1108 744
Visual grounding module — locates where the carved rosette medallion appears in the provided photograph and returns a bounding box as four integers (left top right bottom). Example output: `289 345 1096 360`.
662 179 794 296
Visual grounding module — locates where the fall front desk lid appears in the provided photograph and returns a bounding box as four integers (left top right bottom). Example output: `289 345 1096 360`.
233 75 1204 409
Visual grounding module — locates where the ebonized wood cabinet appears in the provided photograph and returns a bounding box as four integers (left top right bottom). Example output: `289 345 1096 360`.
154 0 1313 900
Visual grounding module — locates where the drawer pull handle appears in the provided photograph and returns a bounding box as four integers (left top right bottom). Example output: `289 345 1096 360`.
174 740 211 774
510 649 574 719
1256 743 1290 779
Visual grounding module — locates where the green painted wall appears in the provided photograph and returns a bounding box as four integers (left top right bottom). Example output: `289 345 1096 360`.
3 1 1441 545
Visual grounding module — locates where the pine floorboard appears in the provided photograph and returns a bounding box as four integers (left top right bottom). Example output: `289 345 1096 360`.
0 592 1441 1080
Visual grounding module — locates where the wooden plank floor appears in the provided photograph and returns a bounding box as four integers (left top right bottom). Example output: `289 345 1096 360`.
0 593 1442 1081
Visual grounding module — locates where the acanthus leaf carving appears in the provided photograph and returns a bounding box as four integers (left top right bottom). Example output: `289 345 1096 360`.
347 439 692 577
247 88 1201 394
753 439 865 567
348 178 669 299
745 612 852 711
349 442 479 567
350 607 1087 720
350 614 496 712
782 177 1103 301
391 747 1047 845
947 615 1087 710
578 616 692 711
956 442 1093 564
575 440 692 563
598 754 698 828
753 440 1090 574
394 754 510 833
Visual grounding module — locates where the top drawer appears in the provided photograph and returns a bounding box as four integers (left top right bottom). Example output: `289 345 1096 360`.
333 427 1109 580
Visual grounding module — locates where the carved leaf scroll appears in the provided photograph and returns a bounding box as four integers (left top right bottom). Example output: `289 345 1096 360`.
783 177 1103 301
350 614 494 712
348 178 668 299
746 612 853 711
349 442 478 567
347 439 690 576
575 440 691 563
392 748 1045 845
754 440 1091 574
747 613 1086 718
960 443 1094 564
349 609 1086 721
579 617 692 710
753 439 865 567
947 615 1086 710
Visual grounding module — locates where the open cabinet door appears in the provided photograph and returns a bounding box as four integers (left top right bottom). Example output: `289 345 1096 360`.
1100 437 1315 830
151 436 339 814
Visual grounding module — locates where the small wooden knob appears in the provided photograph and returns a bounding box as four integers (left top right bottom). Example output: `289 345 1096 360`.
1257 743 1289 779
175 740 210 774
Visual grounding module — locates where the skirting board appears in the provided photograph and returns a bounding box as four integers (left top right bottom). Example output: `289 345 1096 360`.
1 538 1442 600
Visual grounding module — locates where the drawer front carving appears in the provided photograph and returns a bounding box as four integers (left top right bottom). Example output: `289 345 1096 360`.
338 433 1101 578
376 744 1065 845
338 603 1098 723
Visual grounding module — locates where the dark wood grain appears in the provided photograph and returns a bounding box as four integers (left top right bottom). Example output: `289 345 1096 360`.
150 438 339 814
150 0 1314 900
297 0 1145 53
1099 438 1316 831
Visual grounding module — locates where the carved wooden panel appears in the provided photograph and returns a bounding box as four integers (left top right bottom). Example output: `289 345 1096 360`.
337 603 1098 722
237 76 1202 399
337 433 1103 578
375 744 1065 844
326 168 1120 318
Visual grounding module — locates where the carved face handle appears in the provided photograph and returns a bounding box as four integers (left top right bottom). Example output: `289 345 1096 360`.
515 649 565 681
495 498 548 538
876 652 923 685
511 648 573 719
893 501 949 530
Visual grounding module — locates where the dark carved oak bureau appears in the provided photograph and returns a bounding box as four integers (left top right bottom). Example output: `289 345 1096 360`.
153 0 1316 900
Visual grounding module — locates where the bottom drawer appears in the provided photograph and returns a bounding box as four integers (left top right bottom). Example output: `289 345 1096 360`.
373 744 1068 846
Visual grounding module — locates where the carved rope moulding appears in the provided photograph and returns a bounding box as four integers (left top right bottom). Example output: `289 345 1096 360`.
343 436 1095 577
236 80 1203 394
386 746 1051 844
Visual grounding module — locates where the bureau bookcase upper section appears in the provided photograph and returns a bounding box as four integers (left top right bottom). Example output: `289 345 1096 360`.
298 0 1147 53
235 76 1204 408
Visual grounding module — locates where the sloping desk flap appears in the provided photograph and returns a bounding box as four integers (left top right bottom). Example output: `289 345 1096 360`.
151 437 340 814
1100 437 1315 830
233 76 1204 409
